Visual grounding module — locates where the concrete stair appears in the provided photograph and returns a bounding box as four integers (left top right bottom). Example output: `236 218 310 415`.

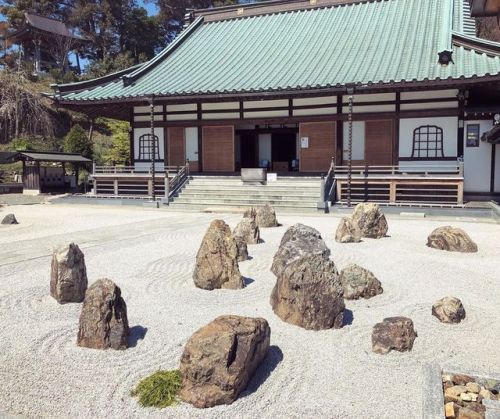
169 176 322 212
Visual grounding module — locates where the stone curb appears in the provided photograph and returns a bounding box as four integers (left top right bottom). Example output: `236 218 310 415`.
422 364 500 419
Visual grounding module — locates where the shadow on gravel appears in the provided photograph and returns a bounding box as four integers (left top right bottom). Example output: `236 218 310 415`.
241 345 284 398
128 326 148 348
244 277 255 286
343 309 354 326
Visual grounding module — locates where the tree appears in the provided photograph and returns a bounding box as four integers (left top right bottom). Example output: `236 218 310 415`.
103 119 130 165
64 124 93 159
0 70 54 143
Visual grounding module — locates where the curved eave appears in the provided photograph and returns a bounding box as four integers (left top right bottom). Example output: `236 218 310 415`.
51 64 143 95
56 74 500 107
452 31 500 56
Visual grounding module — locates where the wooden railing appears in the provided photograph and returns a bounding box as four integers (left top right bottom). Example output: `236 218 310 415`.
90 161 191 203
332 161 464 205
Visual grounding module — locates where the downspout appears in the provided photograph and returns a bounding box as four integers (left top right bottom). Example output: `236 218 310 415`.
346 85 355 207
150 95 156 202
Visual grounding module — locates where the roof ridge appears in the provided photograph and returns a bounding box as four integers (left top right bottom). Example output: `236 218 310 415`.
122 16 205 87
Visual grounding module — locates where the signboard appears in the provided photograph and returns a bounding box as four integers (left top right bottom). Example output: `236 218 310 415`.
267 173 277 182
300 137 309 149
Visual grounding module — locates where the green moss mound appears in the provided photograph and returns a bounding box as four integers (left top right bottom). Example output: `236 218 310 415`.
131 370 182 408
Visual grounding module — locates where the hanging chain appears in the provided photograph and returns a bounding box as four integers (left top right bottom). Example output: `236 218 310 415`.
150 96 156 202
347 95 353 207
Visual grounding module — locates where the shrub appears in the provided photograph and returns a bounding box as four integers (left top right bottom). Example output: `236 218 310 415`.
131 370 182 408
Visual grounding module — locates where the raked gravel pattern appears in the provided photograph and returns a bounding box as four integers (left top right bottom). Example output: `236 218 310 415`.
0 204 499 418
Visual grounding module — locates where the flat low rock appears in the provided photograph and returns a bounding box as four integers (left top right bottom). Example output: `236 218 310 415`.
50 243 88 304
270 254 344 330
193 220 244 290
351 203 388 239
271 223 331 277
427 226 478 253
233 217 260 245
179 315 270 408
432 296 466 324
77 279 129 350
372 317 417 354
335 217 361 243
1 213 18 225
340 264 383 300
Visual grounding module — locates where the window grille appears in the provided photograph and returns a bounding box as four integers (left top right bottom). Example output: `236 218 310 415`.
138 134 160 160
411 125 444 159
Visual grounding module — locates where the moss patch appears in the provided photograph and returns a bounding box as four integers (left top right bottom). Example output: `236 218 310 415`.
131 370 182 408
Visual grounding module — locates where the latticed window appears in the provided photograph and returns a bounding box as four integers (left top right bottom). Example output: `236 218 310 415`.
138 134 160 160
412 125 445 159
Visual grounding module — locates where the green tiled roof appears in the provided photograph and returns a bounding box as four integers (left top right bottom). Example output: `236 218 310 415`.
56 0 500 102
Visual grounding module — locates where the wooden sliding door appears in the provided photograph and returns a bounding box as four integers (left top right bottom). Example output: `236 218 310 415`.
167 127 185 166
299 121 336 172
365 120 394 166
202 125 235 172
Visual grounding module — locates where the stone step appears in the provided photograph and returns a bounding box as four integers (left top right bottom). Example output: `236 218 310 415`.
172 197 318 207
186 181 320 188
179 192 319 200
169 201 319 211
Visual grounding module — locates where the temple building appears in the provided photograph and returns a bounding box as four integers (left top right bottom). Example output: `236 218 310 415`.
52 0 500 207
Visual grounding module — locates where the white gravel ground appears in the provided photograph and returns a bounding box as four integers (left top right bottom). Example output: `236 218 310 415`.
0 204 499 419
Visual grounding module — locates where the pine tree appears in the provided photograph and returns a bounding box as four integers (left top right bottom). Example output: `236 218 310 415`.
64 124 93 159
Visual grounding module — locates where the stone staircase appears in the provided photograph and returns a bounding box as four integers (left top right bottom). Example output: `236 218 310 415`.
169 176 322 212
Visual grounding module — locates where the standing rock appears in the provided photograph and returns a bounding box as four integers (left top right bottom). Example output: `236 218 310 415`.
233 217 260 245
427 226 478 253
77 279 129 350
351 203 388 239
339 264 383 300
432 297 466 324
335 217 361 243
1 213 18 225
179 315 270 408
193 220 244 290
234 236 249 262
372 317 417 354
255 204 279 228
271 224 331 277
270 254 344 330
50 243 88 304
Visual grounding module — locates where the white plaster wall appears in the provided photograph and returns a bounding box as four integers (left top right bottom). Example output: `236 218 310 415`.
464 120 493 193
399 117 458 166
133 127 164 163
343 121 365 161
258 133 271 164
185 127 198 162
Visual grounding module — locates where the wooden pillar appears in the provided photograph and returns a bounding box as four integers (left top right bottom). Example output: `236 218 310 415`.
457 90 466 159
490 144 496 193
394 92 401 165
197 103 203 172
336 94 343 166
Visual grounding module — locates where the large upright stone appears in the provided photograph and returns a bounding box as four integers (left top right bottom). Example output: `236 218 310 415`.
233 217 260 245
335 217 361 243
270 254 344 330
256 204 279 228
351 203 388 239
340 264 383 300
193 220 244 290
77 279 129 350
179 315 270 408
271 223 330 277
1 213 18 225
427 226 478 253
372 317 417 355
50 243 88 304
432 296 466 324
